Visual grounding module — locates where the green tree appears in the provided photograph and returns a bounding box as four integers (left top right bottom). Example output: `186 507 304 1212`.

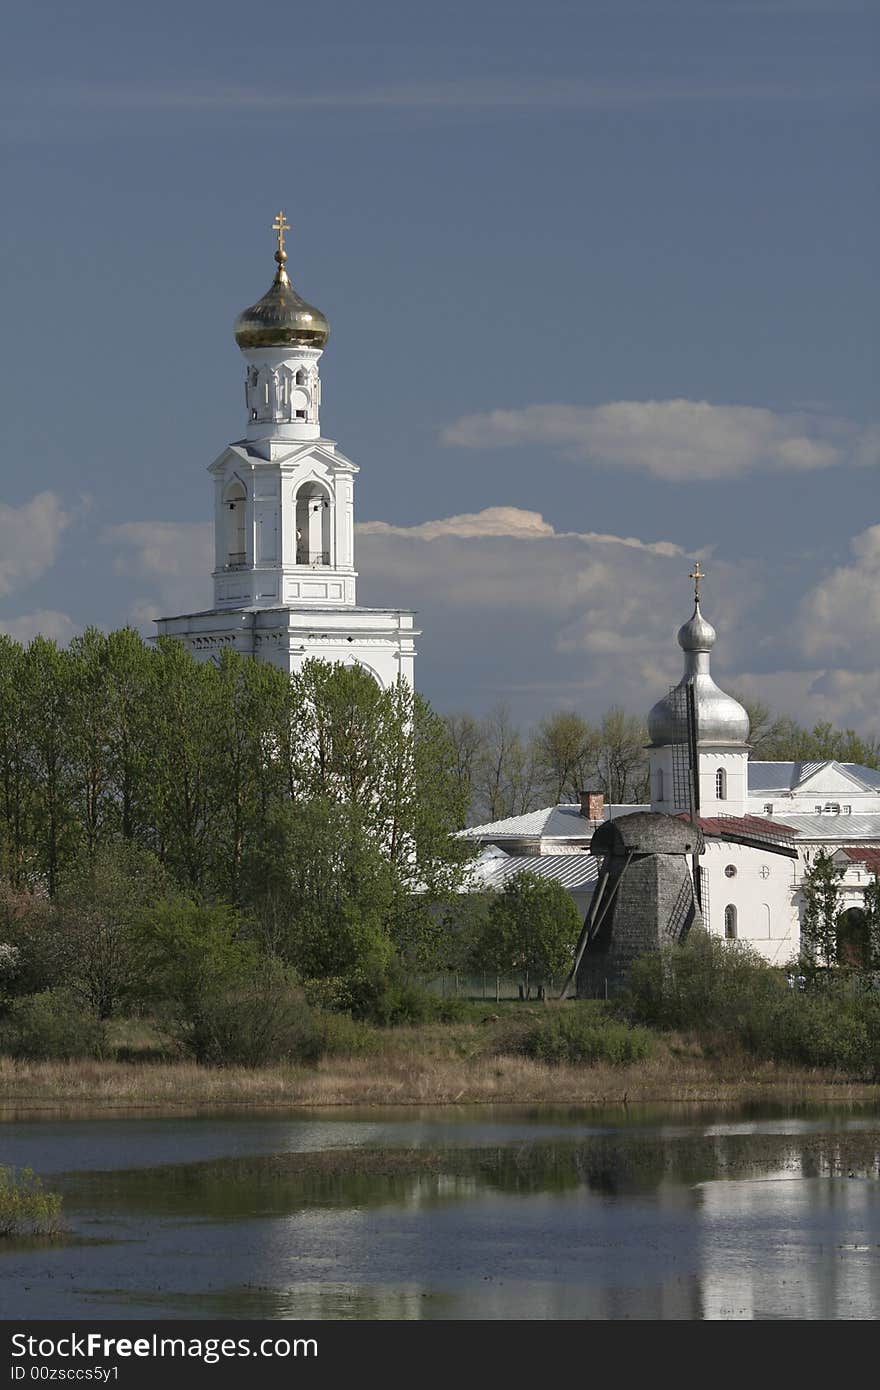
534 710 595 804
441 712 485 824
473 703 541 822
0 637 36 887
140 896 259 1017
54 841 169 1018
275 662 468 898
478 871 581 994
860 873 880 971
24 637 77 895
243 800 398 982
590 707 650 805
103 627 158 845
149 640 225 892
800 849 845 969
207 651 288 903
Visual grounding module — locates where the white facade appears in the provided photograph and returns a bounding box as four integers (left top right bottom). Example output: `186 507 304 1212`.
747 760 880 820
455 590 880 965
155 227 418 690
698 839 799 965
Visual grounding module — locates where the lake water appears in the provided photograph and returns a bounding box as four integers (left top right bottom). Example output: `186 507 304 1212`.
2 1105 880 1319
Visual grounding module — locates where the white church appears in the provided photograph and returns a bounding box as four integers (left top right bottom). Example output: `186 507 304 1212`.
155 214 880 966
462 573 880 965
156 213 417 690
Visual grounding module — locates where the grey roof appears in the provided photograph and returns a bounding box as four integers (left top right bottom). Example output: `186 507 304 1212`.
460 802 645 842
847 764 880 790
764 814 880 841
467 849 599 892
460 804 594 840
748 761 880 793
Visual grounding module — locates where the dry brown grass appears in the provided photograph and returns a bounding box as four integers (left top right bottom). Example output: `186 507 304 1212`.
1 1036 877 1117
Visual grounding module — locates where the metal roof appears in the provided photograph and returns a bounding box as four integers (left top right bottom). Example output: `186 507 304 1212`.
460 802 647 842
460 804 594 840
764 814 880 841
748 760 880 793
467 849 599 893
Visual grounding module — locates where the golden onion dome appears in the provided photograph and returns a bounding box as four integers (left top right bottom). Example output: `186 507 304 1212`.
234 212 330 351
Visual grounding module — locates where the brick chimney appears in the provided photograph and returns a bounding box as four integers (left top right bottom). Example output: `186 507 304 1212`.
579 789 605 822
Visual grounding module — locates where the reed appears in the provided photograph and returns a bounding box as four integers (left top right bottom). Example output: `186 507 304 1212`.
1 1044 876 1115
0 1165 65 1238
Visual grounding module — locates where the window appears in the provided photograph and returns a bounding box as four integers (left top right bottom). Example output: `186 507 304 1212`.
724 905 737 940
656 767 664 801
716 768 726 800
724 864 737 878
759 865 770 880
764 803 774 815
843 805 851 814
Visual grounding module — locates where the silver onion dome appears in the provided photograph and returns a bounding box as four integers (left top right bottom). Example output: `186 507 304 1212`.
647 600 750 746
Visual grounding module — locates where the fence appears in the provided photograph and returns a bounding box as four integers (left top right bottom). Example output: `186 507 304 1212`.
424 973 568 1001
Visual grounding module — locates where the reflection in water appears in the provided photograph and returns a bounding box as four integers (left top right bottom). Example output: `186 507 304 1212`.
2 1109 879 1320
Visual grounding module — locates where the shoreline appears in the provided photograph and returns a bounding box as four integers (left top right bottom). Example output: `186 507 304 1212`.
2 1052 878 1118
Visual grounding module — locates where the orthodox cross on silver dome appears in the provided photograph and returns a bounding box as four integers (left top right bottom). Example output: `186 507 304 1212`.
689 560 704 604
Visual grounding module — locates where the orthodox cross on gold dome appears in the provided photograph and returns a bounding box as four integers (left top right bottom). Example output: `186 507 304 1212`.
689 561 705 603
272 210 291 260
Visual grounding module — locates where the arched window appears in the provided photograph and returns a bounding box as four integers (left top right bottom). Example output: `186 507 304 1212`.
656 767 664 802
716 768 726 800
295 367 307 387
223 480 247 567
724 904 737 940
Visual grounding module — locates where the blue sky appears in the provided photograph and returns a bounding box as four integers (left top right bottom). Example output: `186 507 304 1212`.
1 0 877 730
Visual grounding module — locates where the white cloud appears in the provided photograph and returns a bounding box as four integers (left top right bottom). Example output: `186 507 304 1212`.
737 667 880 734
0 492 72 598
796 523 880 667
358 506 685 554
102 521 213 625
358 507 555 541
0 610 77 644
355 506 758 721
443 400 877 481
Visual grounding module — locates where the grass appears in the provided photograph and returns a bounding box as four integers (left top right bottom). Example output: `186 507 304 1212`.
0 1165 65 1238
1 1011 878 1114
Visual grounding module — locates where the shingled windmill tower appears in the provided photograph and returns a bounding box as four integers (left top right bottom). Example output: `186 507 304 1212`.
156 213 418 689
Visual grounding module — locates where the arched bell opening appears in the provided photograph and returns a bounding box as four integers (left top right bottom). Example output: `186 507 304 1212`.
295 481 331 566
223 480 247 567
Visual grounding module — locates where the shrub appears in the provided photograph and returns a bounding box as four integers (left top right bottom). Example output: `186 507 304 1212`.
0 988 106 1060
312 1010 379 1057
499 1004 654 1067
622 930 786 1034
303 963 465 1026
0 1166 65 1238
171 959 322 1067
744 989 880 1078
623 931 880 1080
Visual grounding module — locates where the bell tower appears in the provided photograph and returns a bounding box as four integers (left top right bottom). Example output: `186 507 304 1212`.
155 213 417 689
